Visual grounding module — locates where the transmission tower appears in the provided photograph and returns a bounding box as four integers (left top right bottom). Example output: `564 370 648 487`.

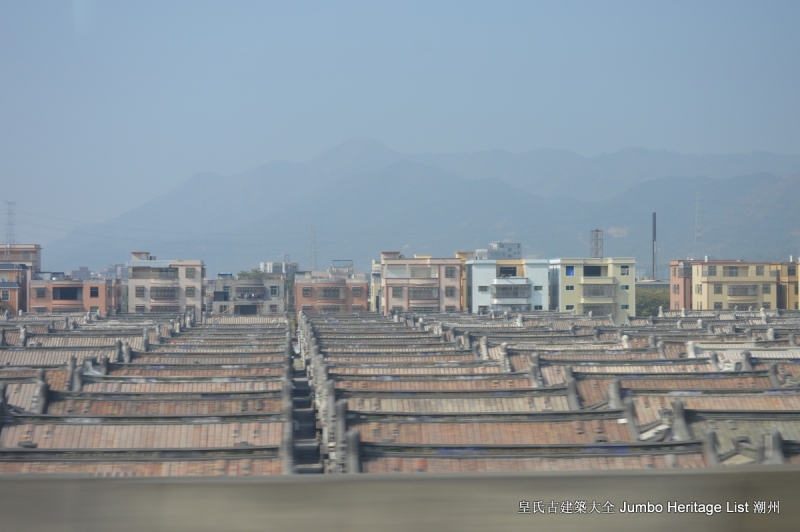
309 226 317 271
4 201 16 262
692 191 702 259
590 229 603 259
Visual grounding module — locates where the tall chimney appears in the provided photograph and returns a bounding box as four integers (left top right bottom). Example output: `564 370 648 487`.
652 212 657 279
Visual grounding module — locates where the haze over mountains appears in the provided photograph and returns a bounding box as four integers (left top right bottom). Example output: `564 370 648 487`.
44 138 800 276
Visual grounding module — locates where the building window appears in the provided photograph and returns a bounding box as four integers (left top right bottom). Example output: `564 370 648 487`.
620 266 630 276
584 266 601 277
533 285 543 291
219 305 228 313
185 268 196 279
796 284 799 295
320 287 342 299
270 305 278 313
763 302 771 310
620 285 629 291
714 302 722 310
410 266 433 279
135 305 146 313
565 285 575 291
445 306 456 312
566 266 575 276
445 286 456 298
0 290 9 301
135 286 145 298
728 285 758 296
90 306 99 313
391 306 404 312
790 266 797 276
186 286 196 298
533 305 543 310
707 265 717 276
478 286 489 292
302 305 312 312
796 303 799 310
352 286 362 297
186 305 195 315
695 284 702 295
672 284 680 294
498 266 517 278
723 266 739 277
565 304 575 310
392 287 403 298
270 285 279 297
756 265 765 276
352 305 363 311
35 288 45 298
445 267 456 278
477 306 489 314
301 286 311 297
90 287 99 298
762 284 771 294
621 304 629 310
714 284 722 294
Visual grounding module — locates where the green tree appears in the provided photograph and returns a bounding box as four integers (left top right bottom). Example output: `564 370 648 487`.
635 288 670 317
236 268 281 280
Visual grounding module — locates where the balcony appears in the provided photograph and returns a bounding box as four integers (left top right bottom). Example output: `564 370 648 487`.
150 287 179 301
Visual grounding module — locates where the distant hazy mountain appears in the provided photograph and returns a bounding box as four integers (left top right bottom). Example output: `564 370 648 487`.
42 138 800 275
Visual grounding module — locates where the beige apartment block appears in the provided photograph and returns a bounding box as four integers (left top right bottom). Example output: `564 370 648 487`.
670 258 798 311
0 244 42 273
28 278 120 316
380 252 463 315
126 252 205 320
549 258 635 324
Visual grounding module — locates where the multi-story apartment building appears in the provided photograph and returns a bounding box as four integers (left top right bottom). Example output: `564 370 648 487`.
295 271 368 316
475 242 521 260
380 252 462 315
0 244 41 273
669 258 797 311
28 277 120 316
549 258 636 323
466 259 549 314
455 251 475 312
126 252 205 320
208 273 284 315
0 263 30 314
369 260 382 312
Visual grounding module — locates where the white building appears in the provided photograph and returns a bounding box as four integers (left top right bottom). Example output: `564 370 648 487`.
126 252 205 320
466 259 549 313
474 242 522 260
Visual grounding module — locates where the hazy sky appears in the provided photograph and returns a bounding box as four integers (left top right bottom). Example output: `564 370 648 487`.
2 1 800 245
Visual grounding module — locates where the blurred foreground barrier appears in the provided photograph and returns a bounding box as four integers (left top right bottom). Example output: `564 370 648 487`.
0 467 799 531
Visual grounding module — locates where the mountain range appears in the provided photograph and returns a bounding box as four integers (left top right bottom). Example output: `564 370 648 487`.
43 138 800 276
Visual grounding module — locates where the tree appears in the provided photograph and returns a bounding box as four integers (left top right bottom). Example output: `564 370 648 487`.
236 268 282 281
635 288 669 317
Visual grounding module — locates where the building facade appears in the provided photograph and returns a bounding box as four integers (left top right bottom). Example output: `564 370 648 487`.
370 260 381 312
0 244 41 273
466 259 549 314
669 259 798 311
294 273 368 316
260 261 299 278
28 278 120 316
126 252 205 320
475 242 521 260
208 273 285 315
0 263 30 314
549 258 636 323
380 252 462 315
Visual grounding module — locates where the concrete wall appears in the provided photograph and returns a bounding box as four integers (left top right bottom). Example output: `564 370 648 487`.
0 467 797 531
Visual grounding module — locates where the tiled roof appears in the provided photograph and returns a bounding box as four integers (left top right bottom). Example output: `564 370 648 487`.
46 397 283 416
344 396 570 413
0 458 283 476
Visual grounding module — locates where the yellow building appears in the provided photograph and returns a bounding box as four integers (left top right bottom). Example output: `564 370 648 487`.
455 251 474 312
772 262 799 310
549 258 635 324
687 261 778 311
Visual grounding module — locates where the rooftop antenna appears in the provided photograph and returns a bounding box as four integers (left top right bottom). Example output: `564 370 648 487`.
692 191 702 259
4 201 16 262
590 229 603 259
652 212 657 279
309 226 317 271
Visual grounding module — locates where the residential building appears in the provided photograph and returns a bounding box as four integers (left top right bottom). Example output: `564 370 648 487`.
475 241 522 260
380 252 462 315
208 272 285 315
260 260 299 278
669 258 792 311
369 260 381 312
295 265 368 315
455 251 474 313
0 263 30 314
28 277 120 316
126 252 205 320
97 263 129 280
549 258 636 323
67 266 92 279
467 259 549 314
0 244 41 273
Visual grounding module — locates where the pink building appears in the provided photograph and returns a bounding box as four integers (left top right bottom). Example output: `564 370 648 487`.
380 252 462 315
